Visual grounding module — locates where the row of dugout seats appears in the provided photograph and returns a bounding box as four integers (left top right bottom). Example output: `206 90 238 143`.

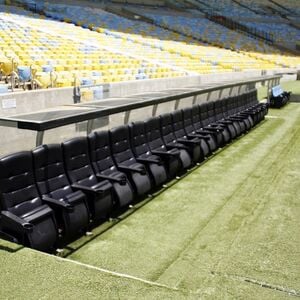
0 90 268 252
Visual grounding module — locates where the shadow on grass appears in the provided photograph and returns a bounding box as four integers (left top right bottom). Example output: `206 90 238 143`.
0 243 23 253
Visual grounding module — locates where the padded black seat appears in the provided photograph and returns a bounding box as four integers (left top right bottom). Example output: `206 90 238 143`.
237 94 260 125
171 109 210 159
212 99 239 139
62 137 113 221
0 151 57 252
223 97 248 133
32 144 90 242
230 96 254 130
159 113 193 168
206 101 233 143
144 117 181 179
193 104 224 147
109 125 152 196
129 121 168 187
88 130 134 208
182 106 217 153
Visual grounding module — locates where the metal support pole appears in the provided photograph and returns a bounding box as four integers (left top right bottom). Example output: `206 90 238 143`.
36 131 45 146
174 99 180 110
192 95 197 105
206 91 212 102
267 80 271 102
218 88 223 99
152 104 158 117
87 119 94 135
124 110 131 124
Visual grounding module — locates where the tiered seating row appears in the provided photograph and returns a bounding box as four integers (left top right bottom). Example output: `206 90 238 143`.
0 90 268 252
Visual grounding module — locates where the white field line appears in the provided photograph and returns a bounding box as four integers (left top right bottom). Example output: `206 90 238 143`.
39 250 185 293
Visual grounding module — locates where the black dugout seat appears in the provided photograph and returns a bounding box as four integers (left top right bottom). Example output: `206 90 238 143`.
32 144 90 243
193 104 224 147
144 116 181 179
182 106 217 153
171 110 210 159
88 130 134 208
230 96 253 130
62 137 113 221
160 113 193 167
109 125 152 196
0 152 57 252
129 121 168 187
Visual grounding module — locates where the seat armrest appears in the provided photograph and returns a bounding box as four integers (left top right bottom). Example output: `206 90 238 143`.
1 211 33 232
42 195 74 212
118 164 146 175
188 133 210 140
72 183 99 194
166 143 188 150
96 173 124 184
177 138 200 145
203 126 223 132
151 149 179 157
218 120 233 125
137 157 161 164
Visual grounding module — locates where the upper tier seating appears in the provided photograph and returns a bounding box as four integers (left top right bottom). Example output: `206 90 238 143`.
0 89 269 251
1 2 299 93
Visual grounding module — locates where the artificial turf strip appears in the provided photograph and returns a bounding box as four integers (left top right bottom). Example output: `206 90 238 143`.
0 102 299 299
65 102 300 297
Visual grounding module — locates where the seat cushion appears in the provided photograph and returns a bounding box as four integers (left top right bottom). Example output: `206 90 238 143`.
21 204 53 223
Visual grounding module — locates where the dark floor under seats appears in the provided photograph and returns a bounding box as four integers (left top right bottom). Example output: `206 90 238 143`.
109 125 152 197
129 121 168 187
0 152 57 252
32 144 90 244
182 106 217 153
88 130 134 208
171 109 210 159
144 116 181 179
62 137 113 222
160 113 194 167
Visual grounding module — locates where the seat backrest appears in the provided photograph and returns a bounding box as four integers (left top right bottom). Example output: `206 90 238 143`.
206 101 216 123
171 110 186 139
192 105 202 129
213 100 224 121
109 125 136 164
62 137 98 187
272 85 283 97
199 103 210 127
144 117 165 150
129 121 150 157
88 130 117 174
220 98 229 118
182 107 195 134
32 144 73 199
0 151 42 216
232 96 240 114
160 113 176 144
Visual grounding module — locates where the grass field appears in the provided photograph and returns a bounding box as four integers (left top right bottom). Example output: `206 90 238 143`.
0 81 299 299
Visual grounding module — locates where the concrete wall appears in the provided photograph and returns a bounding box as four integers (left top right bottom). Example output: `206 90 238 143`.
0 69 296 156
